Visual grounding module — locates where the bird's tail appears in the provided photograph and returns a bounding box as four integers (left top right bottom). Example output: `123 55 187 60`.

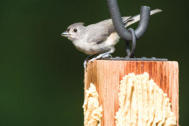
124 9 162 27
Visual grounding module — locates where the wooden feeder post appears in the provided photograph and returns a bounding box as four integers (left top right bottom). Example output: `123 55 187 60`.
84 60 179 126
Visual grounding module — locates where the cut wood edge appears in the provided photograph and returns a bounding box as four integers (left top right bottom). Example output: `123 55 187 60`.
83 83 103 126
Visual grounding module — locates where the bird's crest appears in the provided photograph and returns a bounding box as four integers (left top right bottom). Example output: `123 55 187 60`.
68 22 85 28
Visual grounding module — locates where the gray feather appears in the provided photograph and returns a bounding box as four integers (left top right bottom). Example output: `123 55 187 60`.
85 9 162 44
124 9 162 27
86 21 114 44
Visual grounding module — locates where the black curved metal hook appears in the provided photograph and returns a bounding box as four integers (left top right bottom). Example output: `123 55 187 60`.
106 0 150 40
106 0 150 57
126 28 136 58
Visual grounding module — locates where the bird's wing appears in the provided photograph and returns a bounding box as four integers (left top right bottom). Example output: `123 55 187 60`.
122 9 162 27
85 8 162 44
86 17 131 44
86 22 115 44
122 16 134 25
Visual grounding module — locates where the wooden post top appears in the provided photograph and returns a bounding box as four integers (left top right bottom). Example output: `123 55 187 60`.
84 60 179 126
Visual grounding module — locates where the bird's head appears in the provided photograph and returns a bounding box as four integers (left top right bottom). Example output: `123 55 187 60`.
61 22 85 41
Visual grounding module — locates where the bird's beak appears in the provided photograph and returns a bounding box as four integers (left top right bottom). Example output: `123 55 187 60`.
61 31 70 37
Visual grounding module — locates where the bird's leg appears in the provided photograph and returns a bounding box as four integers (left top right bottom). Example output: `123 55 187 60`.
83 54 97 69
83 47 115 69
88 47 115 62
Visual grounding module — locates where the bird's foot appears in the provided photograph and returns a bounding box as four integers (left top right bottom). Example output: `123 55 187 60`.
84 52 112 68
83 48 115 69
83 55 95 69
89 52 112 62
83 60 88 69
83 53 112 69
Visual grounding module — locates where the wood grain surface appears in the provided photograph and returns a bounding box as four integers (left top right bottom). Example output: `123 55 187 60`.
84 60 179 126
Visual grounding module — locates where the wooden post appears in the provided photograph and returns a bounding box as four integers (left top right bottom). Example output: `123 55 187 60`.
84 60 179 126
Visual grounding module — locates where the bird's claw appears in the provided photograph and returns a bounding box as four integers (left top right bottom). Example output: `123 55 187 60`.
83 51 113 69
84 53 112 69
83 60 88 69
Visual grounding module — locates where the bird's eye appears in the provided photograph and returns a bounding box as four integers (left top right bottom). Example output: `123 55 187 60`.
67 28 70 32
73 28 77 32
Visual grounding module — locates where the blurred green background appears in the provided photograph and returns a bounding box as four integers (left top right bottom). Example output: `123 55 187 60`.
0 0 188 125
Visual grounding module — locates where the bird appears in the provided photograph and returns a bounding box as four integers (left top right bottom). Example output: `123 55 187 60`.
61 9 162 68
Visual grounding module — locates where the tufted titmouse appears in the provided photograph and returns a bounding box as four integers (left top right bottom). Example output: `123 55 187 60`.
61 9 162 67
